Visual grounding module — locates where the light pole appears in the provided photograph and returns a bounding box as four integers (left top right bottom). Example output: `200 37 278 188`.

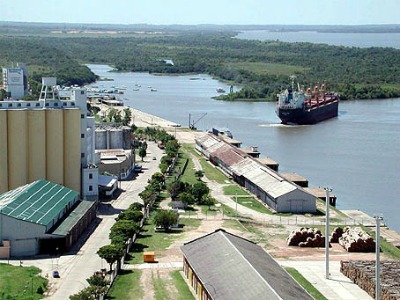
375 215 383 300
324 187 332 279
235 193 238 220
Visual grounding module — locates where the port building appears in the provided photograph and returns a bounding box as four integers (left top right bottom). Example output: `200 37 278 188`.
2 64 29 99
181 229 313 300
0 180 97 257
0 77 98 200
195 133 316 213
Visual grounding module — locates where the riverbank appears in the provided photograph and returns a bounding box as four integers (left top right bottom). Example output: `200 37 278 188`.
111 105 400 238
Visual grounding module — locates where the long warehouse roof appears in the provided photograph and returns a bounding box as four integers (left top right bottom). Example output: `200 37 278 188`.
0 179 78 226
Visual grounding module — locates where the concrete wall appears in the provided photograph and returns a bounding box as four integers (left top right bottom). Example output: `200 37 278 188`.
28 109 46 183
46 109 64 186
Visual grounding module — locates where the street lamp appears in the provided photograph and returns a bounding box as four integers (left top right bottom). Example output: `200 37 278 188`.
374 215 383 300
324 187 332 279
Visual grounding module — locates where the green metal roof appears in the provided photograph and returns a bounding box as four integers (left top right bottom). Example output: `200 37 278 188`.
51 200 96 236
0 179 79 227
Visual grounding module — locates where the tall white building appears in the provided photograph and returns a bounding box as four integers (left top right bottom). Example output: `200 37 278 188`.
2 64 28 99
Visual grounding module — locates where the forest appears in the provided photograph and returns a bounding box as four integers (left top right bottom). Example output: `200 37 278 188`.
1 23 400 101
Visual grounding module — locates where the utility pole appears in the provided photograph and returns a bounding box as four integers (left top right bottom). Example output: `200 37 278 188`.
235 193 238 220
325 187 332 279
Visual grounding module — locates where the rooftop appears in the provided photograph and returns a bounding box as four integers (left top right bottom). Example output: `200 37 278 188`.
181 229 312 300
0 180 79 227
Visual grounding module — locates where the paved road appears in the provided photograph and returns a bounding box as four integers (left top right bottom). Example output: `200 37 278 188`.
0 142 164 299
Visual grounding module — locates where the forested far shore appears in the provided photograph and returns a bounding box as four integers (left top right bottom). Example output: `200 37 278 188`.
1 27 400 101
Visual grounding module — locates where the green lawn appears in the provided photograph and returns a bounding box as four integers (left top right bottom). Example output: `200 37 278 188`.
182 144 228 184
223 185 249 196
285 267 328 300
171 270 195 300
0 263 48 300
127 217 201 264
233 196 274 215
107 269 143 299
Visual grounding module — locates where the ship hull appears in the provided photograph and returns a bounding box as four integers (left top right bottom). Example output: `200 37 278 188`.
277 101 339 125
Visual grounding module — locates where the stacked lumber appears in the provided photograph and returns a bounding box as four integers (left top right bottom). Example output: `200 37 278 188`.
287 227 327 247
341 260 400 300
330 227 344 243
339 227 375 252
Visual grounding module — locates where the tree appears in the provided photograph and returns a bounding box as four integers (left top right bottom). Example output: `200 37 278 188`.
165 140 180 157
178 192 195 208
109 220 139 241
202 195 216 209
86 273 109 287
116 210 143 222
153 209 179 232
129 202 144 211
97 244 124 272
195 170 204 181
138 147 147 161
122 108 132 126
191 182 210 203
167 180 189 200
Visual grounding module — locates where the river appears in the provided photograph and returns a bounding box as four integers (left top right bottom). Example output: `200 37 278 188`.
87 63 400 232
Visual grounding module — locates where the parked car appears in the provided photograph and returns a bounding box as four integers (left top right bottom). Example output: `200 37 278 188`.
53 270 60 278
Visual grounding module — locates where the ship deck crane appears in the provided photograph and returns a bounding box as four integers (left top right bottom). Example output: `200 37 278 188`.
189 113 207 130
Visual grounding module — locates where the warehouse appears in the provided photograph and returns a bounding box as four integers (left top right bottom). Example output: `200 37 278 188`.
195 133 316 213
181 229 313 300
0 179 97 257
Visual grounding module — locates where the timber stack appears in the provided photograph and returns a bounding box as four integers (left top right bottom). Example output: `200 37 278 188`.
338 227 375 252
341 260 400 300
287 227 327 247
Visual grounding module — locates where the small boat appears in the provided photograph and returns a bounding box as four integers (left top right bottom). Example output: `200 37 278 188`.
133 88 140 91
150 88 157 92
216 87 226 93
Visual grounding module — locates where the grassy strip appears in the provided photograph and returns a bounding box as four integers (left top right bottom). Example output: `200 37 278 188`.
232 196 273 215
285 267 328 300
107 269 143 299
223 185 249 196
0 263 47 300
171 270 195 300
153 271 168 300
182 144 228 184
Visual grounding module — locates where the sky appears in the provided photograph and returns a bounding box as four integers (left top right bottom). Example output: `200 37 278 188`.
1 0 399 26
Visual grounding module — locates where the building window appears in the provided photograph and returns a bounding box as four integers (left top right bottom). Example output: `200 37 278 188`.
89 185 93 191
17 103 21 107
0 104 2 107
36 103 40 107
45 103 49 107
81 114 84 119
63 102 67 106
26 103 31 107
81 133 85 138
89 173 93 179
54 102 58 107
8 103 12 107
81 153 85 158
81 91 85 95
71 102 75 106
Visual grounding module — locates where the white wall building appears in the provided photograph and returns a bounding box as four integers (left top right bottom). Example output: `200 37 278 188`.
2 65 28 99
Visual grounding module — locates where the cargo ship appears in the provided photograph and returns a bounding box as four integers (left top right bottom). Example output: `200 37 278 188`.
276 76 339 125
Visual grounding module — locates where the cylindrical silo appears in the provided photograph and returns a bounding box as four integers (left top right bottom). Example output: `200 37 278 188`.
95 129 107 149
110 128 123 149
8 110 28 190
0 110 9 193
122 127 131 150
28 109 46 183
46 109 64 186
63 109 81 194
